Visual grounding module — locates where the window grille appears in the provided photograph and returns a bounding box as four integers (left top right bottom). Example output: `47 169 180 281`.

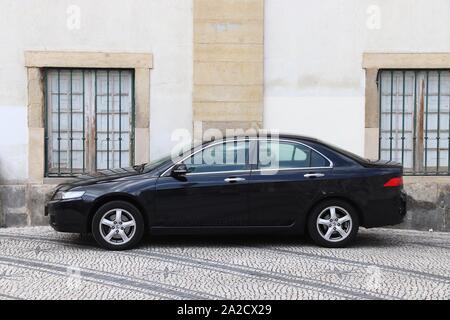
379 70 450 175
44 69 135 176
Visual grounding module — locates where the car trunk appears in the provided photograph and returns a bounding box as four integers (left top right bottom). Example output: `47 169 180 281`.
361 159 403 170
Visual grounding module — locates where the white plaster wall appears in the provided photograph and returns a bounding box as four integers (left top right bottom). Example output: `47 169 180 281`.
265 0 450 156
0 0 193 182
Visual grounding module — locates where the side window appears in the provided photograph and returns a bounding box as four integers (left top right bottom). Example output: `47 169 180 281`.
259 141 329 169
184 141 249 173
310 149 329 167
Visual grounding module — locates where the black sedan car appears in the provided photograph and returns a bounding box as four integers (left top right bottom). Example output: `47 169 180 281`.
46 134 406 250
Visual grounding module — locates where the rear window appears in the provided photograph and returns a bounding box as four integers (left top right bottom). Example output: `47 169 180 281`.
312 140 369 164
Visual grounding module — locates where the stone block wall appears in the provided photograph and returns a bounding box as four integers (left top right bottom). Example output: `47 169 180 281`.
193 0 264 133
399 179 450 232
0 184 55 228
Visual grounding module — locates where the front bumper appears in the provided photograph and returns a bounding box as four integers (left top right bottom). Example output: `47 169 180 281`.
46 198 91 233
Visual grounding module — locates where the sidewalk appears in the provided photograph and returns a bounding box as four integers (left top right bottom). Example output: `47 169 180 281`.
0 226 448 300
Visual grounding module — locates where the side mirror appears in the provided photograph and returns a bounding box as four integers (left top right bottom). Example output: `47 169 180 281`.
171 163 189 176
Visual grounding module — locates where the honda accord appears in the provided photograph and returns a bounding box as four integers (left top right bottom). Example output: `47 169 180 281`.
46 134 406 250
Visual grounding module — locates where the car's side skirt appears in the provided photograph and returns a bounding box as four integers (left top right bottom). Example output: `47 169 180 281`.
149 225 303 236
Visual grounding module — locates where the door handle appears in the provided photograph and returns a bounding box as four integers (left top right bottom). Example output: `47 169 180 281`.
224 177 246 183
304 173 325 178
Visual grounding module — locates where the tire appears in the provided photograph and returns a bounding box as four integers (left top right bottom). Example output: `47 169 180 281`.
92 200 144 250
307 200 359 248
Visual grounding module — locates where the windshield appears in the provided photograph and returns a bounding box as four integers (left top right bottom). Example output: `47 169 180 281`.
142 155 174 173
141 141 203 173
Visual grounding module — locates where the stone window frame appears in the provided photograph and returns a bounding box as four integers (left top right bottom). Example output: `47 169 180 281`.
25 51 153 184
363 53 450 183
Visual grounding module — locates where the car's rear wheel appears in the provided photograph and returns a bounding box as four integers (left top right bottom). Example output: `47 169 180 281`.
92 201 144 250
307 200 359 248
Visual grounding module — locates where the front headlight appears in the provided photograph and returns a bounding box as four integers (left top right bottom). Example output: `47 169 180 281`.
53 190 85 200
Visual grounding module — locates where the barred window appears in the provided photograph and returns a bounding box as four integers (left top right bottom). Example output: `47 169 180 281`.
45 69 135 176
379 70 450 175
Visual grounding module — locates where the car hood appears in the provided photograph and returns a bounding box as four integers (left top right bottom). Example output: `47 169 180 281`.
57 167 143 190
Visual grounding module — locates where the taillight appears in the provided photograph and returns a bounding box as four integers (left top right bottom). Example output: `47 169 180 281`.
384 177 403 187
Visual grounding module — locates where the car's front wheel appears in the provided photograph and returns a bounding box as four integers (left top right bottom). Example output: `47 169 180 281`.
92 201 144 250
307 200 359 248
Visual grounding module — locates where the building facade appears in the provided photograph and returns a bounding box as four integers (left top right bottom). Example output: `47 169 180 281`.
0 0 449 231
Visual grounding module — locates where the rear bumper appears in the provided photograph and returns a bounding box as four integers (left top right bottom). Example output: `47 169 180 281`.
46 198 91 233
362 190 407 228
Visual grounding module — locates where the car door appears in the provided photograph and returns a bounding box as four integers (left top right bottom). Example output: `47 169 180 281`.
247 139 332 227
154 139 251 227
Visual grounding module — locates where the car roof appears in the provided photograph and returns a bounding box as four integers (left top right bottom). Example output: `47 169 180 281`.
204 133 320 143
202 133 369 165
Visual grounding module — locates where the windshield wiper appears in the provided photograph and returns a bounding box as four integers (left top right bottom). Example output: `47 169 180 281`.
132 163 147 173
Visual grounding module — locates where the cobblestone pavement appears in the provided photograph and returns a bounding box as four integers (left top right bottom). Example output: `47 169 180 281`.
0 226 448 300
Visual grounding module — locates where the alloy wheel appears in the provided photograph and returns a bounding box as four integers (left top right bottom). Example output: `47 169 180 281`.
99 209 136 245
316 206 353 242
